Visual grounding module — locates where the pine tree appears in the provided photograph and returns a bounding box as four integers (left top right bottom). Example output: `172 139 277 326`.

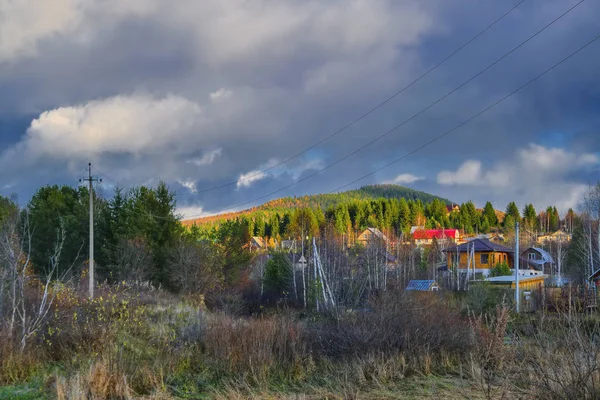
483 201 498 227
523 203 537 231
505 202 521 227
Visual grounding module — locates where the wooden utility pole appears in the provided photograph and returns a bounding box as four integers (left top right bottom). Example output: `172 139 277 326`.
80 163 101 299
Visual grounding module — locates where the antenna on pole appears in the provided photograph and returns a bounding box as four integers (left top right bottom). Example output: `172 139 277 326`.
80 163 102 299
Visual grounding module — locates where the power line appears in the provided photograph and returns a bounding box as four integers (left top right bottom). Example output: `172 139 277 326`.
182 1 587 220
174 0 527 197
328 31 600 194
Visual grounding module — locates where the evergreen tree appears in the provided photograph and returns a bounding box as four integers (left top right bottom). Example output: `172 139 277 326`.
27 185 96 276
523 203 538 231
0 195 17 224
505 202 521 227
550 206 560 231
483 201 498 227
396 198 411 235
263 253 292 301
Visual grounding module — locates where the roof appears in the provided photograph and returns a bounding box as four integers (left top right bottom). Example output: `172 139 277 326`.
589 269 600 281
410 226 425 234
360 227 388 242
413 229 459 240
445 238 513 254
251 237 266 248
446 204 459 212
485 274 547 284
405 280 439 291
523 247 554 265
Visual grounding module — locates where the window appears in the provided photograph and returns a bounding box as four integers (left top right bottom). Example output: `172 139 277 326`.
480 254 489 265
528 253 536 261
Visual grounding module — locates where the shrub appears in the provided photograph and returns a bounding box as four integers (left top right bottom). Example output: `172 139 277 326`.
311 291 473 375
202 313 311 386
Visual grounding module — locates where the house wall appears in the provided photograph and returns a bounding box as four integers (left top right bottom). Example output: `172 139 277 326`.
510 277 545 290
448 251 512 269
357 231 373 245
522 249 540 261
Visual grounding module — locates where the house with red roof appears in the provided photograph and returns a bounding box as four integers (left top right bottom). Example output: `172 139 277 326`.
413 229 460 246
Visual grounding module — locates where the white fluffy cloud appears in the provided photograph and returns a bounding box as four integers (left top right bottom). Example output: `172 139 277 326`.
388 173 424 185
437 160 509 187
14 94 202 159
437 144 600 211
236 159 280 189
187 149 223 167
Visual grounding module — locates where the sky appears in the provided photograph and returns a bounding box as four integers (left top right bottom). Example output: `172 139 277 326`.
1 0 599 218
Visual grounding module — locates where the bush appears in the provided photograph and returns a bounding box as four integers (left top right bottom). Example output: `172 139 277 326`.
311 291 473 375
490 262 511 277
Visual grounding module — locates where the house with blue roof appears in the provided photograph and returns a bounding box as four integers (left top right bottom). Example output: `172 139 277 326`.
405 280 441 292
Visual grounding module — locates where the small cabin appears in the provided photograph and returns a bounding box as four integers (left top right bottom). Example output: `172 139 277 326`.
405 280 441 292
521 247 554 273
357 228 388 246
250 237 267 251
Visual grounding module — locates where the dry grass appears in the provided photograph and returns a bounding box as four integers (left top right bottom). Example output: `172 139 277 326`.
3 282 600 400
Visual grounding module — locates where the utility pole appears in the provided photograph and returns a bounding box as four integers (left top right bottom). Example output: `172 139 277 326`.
515 221 520 313
80 163 101 299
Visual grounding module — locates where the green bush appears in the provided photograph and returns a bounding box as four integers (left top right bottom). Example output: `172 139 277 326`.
490 262 511 277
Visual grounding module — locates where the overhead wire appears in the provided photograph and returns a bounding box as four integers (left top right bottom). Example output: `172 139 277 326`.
328 32 600 194
181 0 587 219
174 0 528 197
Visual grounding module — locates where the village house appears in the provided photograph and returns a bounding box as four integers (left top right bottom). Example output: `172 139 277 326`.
589 269 600 288
357 227 388 246
446 204 460 216
445 238 513 277
405 280 441 292
536 230 572 245
413 229 460 246
521 247 554 274
280 239 297 252
249 236 267 251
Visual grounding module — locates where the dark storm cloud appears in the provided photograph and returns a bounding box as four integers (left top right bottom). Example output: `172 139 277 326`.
0 0 598 214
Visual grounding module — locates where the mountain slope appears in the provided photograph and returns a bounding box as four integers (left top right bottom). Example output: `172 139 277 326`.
183 184 451 226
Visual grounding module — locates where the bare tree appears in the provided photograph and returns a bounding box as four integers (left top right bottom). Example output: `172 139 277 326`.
580 183 600 280
111 237 153 282
169 239 223 294
0 211 69 351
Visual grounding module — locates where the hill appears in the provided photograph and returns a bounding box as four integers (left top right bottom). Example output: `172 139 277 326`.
183 184 450 226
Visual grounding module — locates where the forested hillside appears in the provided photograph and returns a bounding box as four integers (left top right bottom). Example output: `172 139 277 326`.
185 184 450 227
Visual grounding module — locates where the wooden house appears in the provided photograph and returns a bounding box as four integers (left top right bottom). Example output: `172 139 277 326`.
250 236 267 251
413 229 460 246
445 238 513 277
536 230 572 245
521 247 554 274
357 228 388 246
445 204 460 216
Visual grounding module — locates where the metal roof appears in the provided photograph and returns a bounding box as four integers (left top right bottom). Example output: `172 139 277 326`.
530 247 554 264
485 274 547 283
445 238 513 254
405 280 439 291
